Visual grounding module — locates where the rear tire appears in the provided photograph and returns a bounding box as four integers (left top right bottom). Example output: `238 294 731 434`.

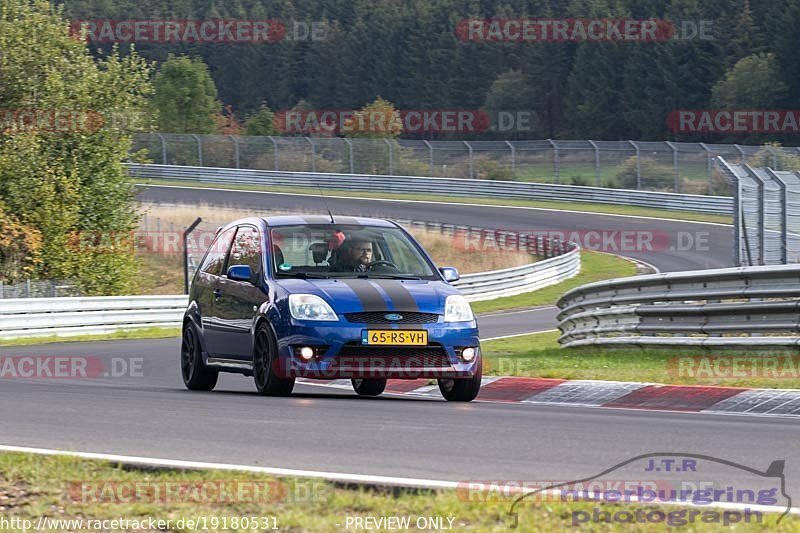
253 323 295 396
438 358 482 402
181 322 218 391
351 378 387 396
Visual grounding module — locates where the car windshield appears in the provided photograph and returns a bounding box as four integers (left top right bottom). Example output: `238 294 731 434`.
270 224 437 280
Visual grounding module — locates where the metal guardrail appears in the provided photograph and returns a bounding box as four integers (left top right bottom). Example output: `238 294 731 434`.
0 231 579 338
0 295 188 339
557 264 800 348
129 163 732 215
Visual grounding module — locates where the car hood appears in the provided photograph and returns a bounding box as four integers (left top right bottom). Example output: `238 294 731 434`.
277 278 460 314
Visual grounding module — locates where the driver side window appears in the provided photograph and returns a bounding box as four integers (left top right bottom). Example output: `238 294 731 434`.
229 226 262 276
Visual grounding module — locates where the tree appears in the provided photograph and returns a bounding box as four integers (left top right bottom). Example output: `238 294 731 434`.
151 55 220 133
0 0 153 294
711 53 788 108
244 105 278 136
342 97 402 138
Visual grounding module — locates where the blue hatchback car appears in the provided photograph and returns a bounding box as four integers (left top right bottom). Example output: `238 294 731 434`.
181 215 482 401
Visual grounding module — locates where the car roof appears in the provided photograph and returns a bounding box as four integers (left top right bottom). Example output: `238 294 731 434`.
261 215 397 228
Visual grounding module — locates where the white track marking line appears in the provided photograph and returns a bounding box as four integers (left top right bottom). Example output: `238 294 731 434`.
139 183 731 227
0 444 794 517
481 329 556 341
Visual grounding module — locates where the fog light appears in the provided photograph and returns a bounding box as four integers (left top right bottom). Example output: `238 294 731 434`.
461 347 476 362
299 346 315 361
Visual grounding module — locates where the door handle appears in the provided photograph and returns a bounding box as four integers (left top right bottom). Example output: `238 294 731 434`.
213 288 221 299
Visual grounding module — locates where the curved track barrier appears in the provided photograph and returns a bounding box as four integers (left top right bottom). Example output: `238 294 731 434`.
0 234 578 339
557 264 800 348
128 163 732 215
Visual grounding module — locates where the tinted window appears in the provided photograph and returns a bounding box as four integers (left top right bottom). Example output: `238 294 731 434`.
200 227 236 276
229 225 262 275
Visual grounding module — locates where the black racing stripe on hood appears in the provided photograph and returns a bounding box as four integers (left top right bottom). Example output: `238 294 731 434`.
370 280 419 312
341 279 387 312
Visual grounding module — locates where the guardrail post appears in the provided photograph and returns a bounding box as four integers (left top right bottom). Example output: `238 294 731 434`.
742 164 766 265
505 140 516 177
766 168 789 264
183 218 203 294
156 133 167 164
385 139 394 174
423 140 434 174
547 139 559 183
267 136 278 170
191 134 202 166
307 137 316 172
343 138 354 173
588 140 601 186
463 141 473 179
666 141 679 193
629 140 641 189
699 142 713 195
228 135 240 168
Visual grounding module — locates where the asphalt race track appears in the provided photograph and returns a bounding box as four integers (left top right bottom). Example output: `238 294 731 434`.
137 185 733 272
6 186 793 512
1 338 798 504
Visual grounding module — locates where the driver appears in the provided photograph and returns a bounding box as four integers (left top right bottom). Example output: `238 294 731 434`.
332 239 373 272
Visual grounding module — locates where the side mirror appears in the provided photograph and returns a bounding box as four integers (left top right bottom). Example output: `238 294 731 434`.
439 267 460 282
227 264 253 283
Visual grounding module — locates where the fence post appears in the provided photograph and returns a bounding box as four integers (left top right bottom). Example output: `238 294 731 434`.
191 134 202 166
156 133 167 164
0 280 3 299
765 168 788 264
734 144 746 162
343 138 354 173
742 164 766 265
267 136 278 170
26 279 31 297
307 137 316 172
666 141 679 193
229 135 240 168
547 139 559 183
423 140 434 174
505 140 516 177
463 141 474 179
717 157 742 265
699 142 713 194
629 140 641 189
183 218 203 294
588 140 600 186
385 139 394 174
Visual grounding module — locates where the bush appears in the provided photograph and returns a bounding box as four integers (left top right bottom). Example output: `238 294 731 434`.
613 156 674 190
0 201 42 283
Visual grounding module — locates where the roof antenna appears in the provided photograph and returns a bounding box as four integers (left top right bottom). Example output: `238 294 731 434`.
315 178 335 223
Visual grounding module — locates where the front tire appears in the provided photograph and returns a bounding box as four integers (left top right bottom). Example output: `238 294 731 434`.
181 322 218 391
253 323 295 396
438 358 482 402
351 378 387 396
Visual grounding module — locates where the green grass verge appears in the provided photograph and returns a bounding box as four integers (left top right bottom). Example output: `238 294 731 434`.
471 251 638 314
0 452 794 532
138 178 731 225
482 330 800 389
0 327 180 347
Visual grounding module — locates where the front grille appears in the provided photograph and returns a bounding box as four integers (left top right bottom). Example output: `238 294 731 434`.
333 343 451 368
344 311 439 324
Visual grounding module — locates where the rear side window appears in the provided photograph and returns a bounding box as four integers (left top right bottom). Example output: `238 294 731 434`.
200 227 236 276
229 225 262 275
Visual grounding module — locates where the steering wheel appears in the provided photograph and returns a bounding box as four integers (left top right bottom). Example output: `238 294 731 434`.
367 260 399 271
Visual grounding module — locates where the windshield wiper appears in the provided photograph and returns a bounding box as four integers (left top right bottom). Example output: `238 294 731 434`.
343 274 422 280
275 272 330 279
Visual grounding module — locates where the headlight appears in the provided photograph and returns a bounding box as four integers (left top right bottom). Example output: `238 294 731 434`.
289 294 338 321
444 295 474 322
